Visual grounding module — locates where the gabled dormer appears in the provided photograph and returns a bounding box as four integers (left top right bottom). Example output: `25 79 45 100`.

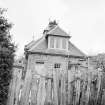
44 21 70 51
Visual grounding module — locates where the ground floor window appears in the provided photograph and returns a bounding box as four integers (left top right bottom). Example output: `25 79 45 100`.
54 63 61 68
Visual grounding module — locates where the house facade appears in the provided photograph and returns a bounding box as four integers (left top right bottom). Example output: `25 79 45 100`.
20 21 87 105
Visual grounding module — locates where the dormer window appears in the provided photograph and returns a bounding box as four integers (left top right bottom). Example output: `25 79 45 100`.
62 38 66 49
48 36 68 50
56 38 60 48
50 37 54 48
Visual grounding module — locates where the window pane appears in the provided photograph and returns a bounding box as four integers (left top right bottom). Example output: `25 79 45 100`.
56 38 60 48
62 39 66 49
50 37 54 48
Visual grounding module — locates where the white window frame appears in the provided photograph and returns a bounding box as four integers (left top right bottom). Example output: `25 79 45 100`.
66 39 69 50
55 37 61 49
61 38 68 51
48 36 68 51
61 38 65 49
48 36 55 49
48 36 50 49
54 37 56 48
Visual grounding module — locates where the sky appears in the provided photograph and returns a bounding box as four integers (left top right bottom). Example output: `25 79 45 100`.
0 0 105 56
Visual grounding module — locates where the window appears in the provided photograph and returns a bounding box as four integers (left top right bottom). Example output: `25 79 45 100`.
54 63 61 68
56 38 60 48
49 37 68 50
62 38 66 49
50 37 54 48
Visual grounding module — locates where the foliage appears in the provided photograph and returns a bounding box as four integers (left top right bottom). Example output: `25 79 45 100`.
0 8 16 105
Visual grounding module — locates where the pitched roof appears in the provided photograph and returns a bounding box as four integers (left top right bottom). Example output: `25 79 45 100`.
46 26 70 38
25 37 86 57
25 23 85 57
68 42 86 56
25 38 42 50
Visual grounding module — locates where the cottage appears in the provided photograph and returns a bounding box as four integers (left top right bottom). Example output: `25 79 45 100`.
20 21 87 105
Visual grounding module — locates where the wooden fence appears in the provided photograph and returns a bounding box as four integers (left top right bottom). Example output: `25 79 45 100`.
9 65 105 105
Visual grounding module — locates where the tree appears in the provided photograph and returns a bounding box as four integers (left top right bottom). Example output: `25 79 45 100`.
0 8 16 105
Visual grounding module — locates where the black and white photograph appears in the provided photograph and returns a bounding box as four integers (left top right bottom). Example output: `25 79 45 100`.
0 0 105 105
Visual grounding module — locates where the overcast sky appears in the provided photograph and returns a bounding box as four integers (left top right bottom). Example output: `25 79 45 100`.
0 0 105 56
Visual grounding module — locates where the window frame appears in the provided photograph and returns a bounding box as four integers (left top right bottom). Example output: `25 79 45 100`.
48 36 68 51
62 38 66 49
54 63 61 68
49 36 55 48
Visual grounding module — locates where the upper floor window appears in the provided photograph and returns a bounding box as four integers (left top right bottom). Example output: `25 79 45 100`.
49 36 68 50
62 38 66 49
56 38 60 48
50 37 54 48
